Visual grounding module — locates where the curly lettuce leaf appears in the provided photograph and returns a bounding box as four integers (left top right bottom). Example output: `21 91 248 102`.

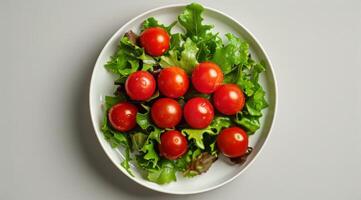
170 33 185 51
120 144 133 177
136 105 151 130
136 157 177 184
234 112 260 134
135 104 163 167
182 117 232 149
234 59 268 134
178 3 213 38
246 86 268 117
141 140 159 168
212 33 249 74
236 61 265 97
160 38 199 74
183 152 217 177
142 17 177 34
105 35 156 76
146 160 177 184
104 95 126 110
136 104 161 143
182 129 207 149
196 32 223 62
174 150 193 171
177 3 221 62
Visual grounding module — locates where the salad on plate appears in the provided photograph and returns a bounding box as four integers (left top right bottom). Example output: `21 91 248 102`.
101 3 268 184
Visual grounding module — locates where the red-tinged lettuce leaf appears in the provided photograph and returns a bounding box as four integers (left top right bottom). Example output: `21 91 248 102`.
183 152 217 177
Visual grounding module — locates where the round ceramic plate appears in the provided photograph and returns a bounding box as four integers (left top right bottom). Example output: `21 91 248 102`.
89 4 277 195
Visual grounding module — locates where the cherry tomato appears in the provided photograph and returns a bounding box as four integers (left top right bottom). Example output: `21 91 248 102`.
183 97 214 128
217 127 248 158
213 84 245 115
151 98 182 128
139 27 170 57
158 130 188 160
125 71 156 101
157 66 189 98
108 102 137 132
191 62 224 94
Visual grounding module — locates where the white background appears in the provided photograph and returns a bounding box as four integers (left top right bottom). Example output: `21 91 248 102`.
1 0 360 199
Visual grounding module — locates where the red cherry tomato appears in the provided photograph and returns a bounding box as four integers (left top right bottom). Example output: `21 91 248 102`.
191 62 224 94
125 71 156 101
159 130 188 160
183 97 214 128
157 66 189 98
213 84 245 115
108 102 137 132
217 127 248 158
140 27 170 57
151 98 182 128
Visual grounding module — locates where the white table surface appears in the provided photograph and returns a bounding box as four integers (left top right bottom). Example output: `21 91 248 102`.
1 0 360 199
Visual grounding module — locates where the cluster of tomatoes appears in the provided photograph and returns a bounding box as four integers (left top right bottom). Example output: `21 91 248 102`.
107 27 249 160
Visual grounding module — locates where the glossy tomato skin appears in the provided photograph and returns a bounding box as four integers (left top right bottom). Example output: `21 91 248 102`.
151 98 182 128
159 130 188 160
217 127 248 158
213 84 245 115
157 66 189 98
183 97 214 128
192 62 224 94
125 71 156 101
140 27 170 57
108 102 137 132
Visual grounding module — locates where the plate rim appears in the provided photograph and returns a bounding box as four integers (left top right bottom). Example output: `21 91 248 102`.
89 3 278 195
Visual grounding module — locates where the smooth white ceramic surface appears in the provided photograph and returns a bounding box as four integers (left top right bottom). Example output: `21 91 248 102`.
89 4 277 194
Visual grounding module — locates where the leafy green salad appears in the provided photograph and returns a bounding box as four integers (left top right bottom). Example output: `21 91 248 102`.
101 3 268 184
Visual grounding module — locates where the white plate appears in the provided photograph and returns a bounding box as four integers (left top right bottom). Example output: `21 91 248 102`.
89 4 277 195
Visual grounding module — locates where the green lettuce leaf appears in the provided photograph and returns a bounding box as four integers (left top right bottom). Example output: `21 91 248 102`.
136 105 151 130
136 104 162 143
178 3 213 38
142 17 177 34
174 150 193 171
104 95 126 110
170 33 185 51
146 160 177 184
236 59 266 97
234 58 268 134
212 33 249 74
135 104 163 168
246 86 268 117
196 32 223 62
105 36 156 75
159 38 199 74
120 144 133 176
234 112 261 134
141 140 159 168
182 117 232 149
177 3 221 62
